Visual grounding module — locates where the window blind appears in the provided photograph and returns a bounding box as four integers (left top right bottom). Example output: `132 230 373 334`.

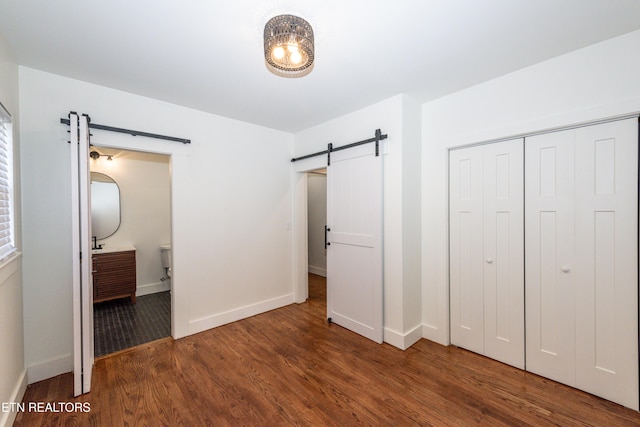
0 103 15 262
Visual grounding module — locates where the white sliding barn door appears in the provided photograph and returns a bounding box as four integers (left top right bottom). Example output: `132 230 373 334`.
449 139 524 368
526 118 638 410
71 113 93 396
449 146 484 354
327 144 383 343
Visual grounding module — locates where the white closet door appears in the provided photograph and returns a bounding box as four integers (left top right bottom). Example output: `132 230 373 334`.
483 139 524 369
449 146 484 354
525 129 576 386
574 119 638 410
526 118 638 410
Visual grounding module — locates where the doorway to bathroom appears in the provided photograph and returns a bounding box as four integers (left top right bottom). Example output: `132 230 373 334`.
89 146 172 356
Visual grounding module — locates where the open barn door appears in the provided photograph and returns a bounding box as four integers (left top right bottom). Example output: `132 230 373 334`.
326 142 383 343
70 112 93 396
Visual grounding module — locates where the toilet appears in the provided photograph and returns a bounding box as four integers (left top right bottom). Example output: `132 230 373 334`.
160 244 172 279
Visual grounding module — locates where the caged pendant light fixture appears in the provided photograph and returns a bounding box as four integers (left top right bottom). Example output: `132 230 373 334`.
264 14 314 78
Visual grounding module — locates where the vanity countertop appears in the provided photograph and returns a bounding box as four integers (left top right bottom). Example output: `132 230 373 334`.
92 245 136 255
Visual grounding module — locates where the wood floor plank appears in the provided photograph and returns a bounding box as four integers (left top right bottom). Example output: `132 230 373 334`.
14 274 640 426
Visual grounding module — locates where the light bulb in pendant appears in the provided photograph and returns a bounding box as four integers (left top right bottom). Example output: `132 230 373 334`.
290 50 302 64
272 46 285 60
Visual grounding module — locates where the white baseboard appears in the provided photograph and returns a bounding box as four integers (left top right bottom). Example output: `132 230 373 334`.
136 280 171 297
384 324 423 350
0 369 27 427
308 265 326 277
27 353 72 385
188 293 295 336
422 323 449 346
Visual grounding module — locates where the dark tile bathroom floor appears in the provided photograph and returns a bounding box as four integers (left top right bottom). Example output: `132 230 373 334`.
93 291 171 357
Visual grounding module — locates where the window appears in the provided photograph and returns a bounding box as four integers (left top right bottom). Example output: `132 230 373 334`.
0 102 15 261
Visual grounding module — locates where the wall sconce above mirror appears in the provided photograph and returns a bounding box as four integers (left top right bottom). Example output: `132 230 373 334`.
90 150 113 161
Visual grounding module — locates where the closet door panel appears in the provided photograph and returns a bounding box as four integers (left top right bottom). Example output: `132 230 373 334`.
449 146 484 353
574 119 639 410
483 139 524 369
525 129 576 386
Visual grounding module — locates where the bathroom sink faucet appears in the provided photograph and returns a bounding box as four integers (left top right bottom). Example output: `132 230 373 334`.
92 236 102 250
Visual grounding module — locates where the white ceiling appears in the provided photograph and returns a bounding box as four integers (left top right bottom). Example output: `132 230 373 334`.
1 0 640 133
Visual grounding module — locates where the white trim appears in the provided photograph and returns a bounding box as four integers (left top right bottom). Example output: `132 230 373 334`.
0 101 10 118
0 251 20 289
422 323 448 346
136 280 171 296
292 171 309 303
449 112 640 152
307 265 326 277
188 294 295 336
0 107 16 263
384 324 423 350
90 140 180 340
27 353 72 384
0 369 27 427
292 155 326 304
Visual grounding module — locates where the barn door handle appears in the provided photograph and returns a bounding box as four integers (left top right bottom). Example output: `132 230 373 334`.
325 226 330 248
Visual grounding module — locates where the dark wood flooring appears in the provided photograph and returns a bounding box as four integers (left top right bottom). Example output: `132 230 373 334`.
14 274 640 426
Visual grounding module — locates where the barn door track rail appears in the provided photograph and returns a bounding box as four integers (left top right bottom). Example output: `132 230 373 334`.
61 115 191 144
291 129 388 165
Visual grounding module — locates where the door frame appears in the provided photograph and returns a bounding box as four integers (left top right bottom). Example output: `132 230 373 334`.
292 155 327 302
74 137 181 387
87 144 175 336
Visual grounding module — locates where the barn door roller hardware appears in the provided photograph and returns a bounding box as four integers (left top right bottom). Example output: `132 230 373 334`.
290 129 387 164
61 116 191 144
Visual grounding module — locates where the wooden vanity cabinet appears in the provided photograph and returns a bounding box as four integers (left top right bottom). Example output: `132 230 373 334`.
92 250 137 304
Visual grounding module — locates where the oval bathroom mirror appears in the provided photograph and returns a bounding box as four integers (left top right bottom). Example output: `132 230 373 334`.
91 172 121 239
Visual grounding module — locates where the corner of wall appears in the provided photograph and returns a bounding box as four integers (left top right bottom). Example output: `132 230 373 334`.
0 369 27 427
0 33 27 427
422 323 449 346
401 93 423 330
384 324 423 350
26 353 72 385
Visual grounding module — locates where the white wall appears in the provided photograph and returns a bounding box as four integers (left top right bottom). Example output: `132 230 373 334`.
91 150 171 295
307 173 326 276
294 94 422 349
421 29 640 345
0 33 26 427
20 67 294 383
400 95 422 345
